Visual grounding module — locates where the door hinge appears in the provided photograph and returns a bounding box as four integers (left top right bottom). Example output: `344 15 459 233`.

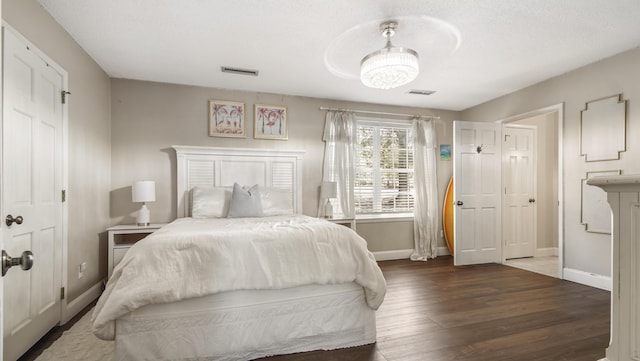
60 287 65 300
61 90 71 104
61 190 66 203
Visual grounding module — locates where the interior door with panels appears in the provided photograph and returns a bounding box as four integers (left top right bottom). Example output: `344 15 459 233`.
2 27 65 361
453 121 502 266
503 125 537 259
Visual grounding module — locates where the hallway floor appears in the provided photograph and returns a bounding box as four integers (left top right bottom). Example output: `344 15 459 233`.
504 256 559 278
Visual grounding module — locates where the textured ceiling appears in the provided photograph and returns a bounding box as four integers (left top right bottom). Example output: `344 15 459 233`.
37 0 640 111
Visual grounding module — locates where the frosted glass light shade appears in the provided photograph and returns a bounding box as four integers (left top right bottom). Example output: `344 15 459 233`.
132 181 156 203
361 47 419 89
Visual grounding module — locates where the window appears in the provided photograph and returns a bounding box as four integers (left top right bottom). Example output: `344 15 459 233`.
355 119 414 215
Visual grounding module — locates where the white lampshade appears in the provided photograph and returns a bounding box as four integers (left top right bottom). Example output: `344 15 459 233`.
320 181 337 199
132 181 156 203
360 21 419 90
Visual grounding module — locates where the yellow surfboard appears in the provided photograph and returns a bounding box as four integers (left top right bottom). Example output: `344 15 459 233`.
443 177 454 255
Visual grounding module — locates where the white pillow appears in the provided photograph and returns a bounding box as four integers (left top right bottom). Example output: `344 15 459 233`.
261 188 294 216
191 186 232 218
227 183 263 218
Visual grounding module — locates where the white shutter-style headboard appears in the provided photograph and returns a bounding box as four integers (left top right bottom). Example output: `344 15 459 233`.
173 145 305 218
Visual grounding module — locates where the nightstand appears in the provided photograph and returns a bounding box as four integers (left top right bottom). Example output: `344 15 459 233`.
107 224 166 277
327 218 356 231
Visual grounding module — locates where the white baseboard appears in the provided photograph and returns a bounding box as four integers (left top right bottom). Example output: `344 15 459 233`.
425 247 552 258
438 246 451 256
563 268 611 291
373 247 451 261
60 280 104 325
535 247 558 257
373 249 412 261
373 247 557 262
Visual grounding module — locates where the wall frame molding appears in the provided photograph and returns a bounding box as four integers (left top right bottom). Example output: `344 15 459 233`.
581 170 621 234
580 94 627 162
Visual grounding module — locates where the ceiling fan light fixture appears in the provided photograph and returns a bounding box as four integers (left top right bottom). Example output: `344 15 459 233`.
361 21 419 90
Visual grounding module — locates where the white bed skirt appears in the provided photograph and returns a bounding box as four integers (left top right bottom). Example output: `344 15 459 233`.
114 282 376 361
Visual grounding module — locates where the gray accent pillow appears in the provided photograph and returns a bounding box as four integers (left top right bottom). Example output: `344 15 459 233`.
227 183 263 218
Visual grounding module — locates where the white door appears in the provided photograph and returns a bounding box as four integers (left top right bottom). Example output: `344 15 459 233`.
503 126 537 259
2 27 64 361
0 12 4 358
453 121 502 266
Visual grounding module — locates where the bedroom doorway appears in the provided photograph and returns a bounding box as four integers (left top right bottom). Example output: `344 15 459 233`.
499 105 562 279
452 104 563 278
502 125 537 260
1 25 68 361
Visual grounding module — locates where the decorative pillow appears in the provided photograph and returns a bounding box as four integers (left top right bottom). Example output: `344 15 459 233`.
261 187 294 216
227 183 263 218
191 186 232 218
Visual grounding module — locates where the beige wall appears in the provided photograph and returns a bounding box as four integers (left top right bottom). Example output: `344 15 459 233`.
462 47 640 277
357 220 414 252
3 0 112 301
110 78 458 252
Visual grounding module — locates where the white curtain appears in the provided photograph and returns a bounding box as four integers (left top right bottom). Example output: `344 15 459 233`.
410 118 439 261
320 111 357 218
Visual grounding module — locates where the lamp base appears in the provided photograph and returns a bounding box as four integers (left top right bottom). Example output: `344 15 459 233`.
323 200 334 219
137 204 151 227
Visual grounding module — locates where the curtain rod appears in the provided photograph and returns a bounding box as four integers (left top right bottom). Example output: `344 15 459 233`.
319 107 439 120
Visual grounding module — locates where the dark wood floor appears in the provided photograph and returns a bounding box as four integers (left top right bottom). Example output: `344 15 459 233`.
261 257 610 361
22 256 610 361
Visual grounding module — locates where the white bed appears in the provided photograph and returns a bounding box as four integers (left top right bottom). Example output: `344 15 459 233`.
92 146 386 361
115 282 375 361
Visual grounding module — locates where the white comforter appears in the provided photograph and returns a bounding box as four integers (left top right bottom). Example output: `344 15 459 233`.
92 215 386 340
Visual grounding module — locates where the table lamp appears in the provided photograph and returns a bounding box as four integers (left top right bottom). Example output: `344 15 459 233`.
132 180 156 226
320 181 337 219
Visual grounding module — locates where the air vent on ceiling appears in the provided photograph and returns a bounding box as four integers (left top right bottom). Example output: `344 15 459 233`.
221 66 259 76
408 89 436 96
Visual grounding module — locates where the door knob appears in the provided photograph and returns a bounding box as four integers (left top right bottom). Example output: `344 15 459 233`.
529 198 536 203
456 201 464 206
5 215 23 226
1 250 34 276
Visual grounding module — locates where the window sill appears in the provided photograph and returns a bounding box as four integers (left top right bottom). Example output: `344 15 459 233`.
356 213 414 223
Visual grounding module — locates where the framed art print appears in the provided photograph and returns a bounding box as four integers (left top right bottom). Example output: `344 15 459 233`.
439 144 451 160
254 104 288 140
209 100 245 138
